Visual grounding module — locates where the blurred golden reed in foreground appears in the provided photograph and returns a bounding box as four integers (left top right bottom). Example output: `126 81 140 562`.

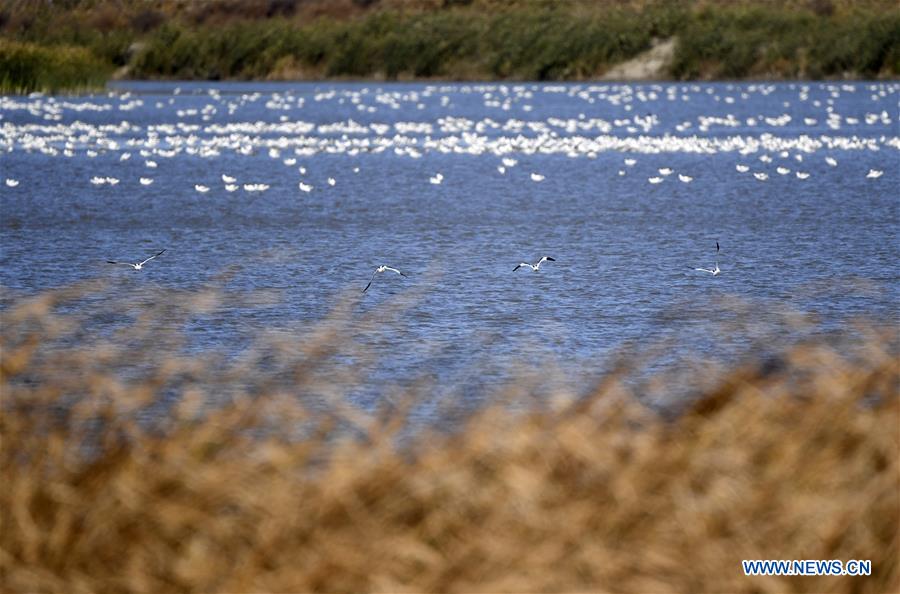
1 285 897 593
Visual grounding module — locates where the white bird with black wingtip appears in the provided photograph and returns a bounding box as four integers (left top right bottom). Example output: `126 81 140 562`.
107 249 166 271
363 265 408 292
513 256 555 272
694 242 721 276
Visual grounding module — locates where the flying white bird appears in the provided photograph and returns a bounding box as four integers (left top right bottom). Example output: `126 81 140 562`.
648 176 663 184
502 157 518 167
429 173 443 185
497 165 506 174
146 160 158 168
695 242 721 276
678 174 693 183
659 167 673 176
753 172 768 181
225 184 238 192
513 256 555 272
363 265 408 292
5 179 19 187
796 172 810 179
90 176 105 185
195 184 210 193
825 156 838 167
696 263 721 276
299 182 313 192
866 169 883 178
530 173 545 182
139 178 153 185
222 174 236 183
327 177 336 186
107 249 166 271
106 177 119 185
736 164 749 172
776 166 790 175
624 158 636 166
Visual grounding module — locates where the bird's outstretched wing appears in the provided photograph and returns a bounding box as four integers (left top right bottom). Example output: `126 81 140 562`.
695 267 714 274
544 256 556 262
383 266 406 277
363 270 378 292
139 249 166 266
513 263 527 272
716 242 720 253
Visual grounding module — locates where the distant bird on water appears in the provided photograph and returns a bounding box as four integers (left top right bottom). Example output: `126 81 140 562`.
364 265 408 292
695 242 721 276
107 249 166 270
514 256 555 272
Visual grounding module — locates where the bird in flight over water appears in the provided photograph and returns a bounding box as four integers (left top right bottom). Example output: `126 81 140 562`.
107 249 166 270
694 242 720 276
364 265 408 292
514 256 556 272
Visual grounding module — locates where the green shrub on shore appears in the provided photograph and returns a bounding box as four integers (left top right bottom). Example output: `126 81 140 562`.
0 41 109 94
671 5 900 79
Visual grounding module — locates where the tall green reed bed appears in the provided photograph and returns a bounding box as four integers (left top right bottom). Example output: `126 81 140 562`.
0 41 110 94
1 283 898 593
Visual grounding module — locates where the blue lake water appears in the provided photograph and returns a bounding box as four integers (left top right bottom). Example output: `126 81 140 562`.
1 81 898 403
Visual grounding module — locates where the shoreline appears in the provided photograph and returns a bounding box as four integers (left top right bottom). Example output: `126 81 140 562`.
3 1 898 93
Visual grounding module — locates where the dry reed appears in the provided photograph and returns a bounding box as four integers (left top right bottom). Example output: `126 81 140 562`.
1 284 897 593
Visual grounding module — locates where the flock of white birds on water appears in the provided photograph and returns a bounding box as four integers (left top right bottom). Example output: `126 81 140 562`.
1 81 895 288
1 82 894 193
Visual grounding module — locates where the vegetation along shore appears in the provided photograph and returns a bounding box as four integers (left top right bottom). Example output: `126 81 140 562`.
1 0 898 93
